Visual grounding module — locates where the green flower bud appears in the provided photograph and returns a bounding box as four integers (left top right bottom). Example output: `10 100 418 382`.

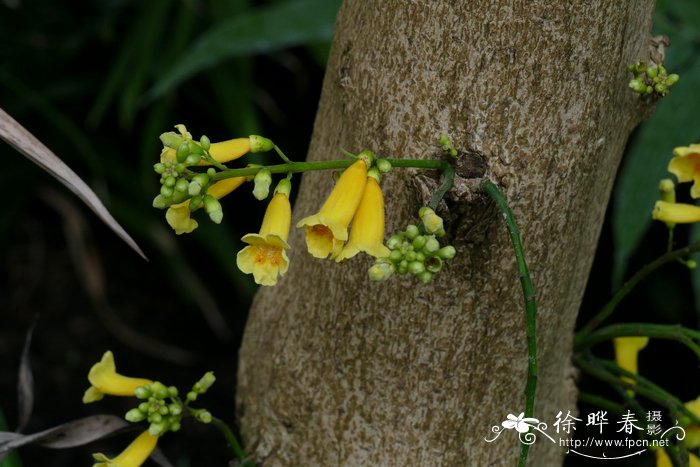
175 163 185 174
368 262 395 281
408 261 425 275
188 181 202 197
200 135 211 151
149 413 162 423
198 372 216 391
152 382 169 399
627 78 646 93
186 391 198 402
687 260 698 270
376 159 392 173
170 421 181 432
149 422 167 436
437 245 456 260
405 224 419 239
274 178 292 197
420 208 444 235
645 85 653 94
405 251 416 262
418 271 433 284
168 386 179 397
196 411 212 424
174 178 189 193
387 234 403 250
158 405 169 416
160 132 185 149
187 141 203 155
389 250 403 262
153 163 166 174
204 195 223 224
185 153 202 165
169 404 182 416
134 386 152 399
412 235 427 250
666 73 680 86
176 142 190 163
658 179 675 204
415 252 425 262
654 83 666 94
253 169 272 200
645 66 658 79
249 135 274 153
152 195 171 209
125 408 146 422
424 237 440 254
207 168 216 177
160 185 174 197
164 176 176 188
398 260 408 274
138 402 150 412
189 195 203 211
426 256 443 273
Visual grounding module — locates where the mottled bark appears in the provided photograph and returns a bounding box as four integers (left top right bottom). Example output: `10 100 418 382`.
237 1 655 465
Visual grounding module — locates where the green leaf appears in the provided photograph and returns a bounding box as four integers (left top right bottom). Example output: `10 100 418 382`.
611 47 700 287
149 0 341 98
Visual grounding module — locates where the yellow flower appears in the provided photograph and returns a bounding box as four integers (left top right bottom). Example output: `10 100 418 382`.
83 351 152 403
160 138 251 165
296 159 368 259
668 144 700 198
166 177 246 234
613 336 648 393
684 396 700 449
237 188 292 286
653 200 700 224
92 430 158 467
336 173 390 261
656 447 700 467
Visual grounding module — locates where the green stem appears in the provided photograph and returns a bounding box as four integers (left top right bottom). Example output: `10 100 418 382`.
428 164 455 209
480 179 538 467
273 144 292 163
577 238 700 337
574 323 700 360
209 158 449 181
577 391 625 415
210 416 247 461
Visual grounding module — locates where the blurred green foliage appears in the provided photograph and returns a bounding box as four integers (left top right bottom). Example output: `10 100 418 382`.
612 0 700 289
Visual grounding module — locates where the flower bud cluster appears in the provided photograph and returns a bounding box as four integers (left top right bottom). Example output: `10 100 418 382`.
628 60 679 97
369 207 456 283
128 382 183 436
125 372 217 436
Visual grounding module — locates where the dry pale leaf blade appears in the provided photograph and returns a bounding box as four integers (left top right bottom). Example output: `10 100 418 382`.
0 107 147 260
0 415 128 454
16 320 36 432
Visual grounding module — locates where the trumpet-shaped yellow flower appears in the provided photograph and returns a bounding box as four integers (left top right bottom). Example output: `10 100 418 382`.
613 336 648 394
160 138 251 165
336 174 390 261
92 430 158 467
83 351 153 403
668 144 700 198
655 447 700 467
237 189 292 286
166 177 246 234
296 159 368 259
653 200 700 224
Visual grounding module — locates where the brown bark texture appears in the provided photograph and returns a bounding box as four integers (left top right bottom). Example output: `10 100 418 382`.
237 1 655 465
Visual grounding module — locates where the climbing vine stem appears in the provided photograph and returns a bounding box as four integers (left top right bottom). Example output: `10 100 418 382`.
480 179 538 467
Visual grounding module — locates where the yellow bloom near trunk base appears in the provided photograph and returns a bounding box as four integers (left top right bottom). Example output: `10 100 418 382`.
297 159 368 259
652 200 700 224
166 177 246 234
336 175 390 261
613 336 648 395
237 190 292 286
92 430 158 467
83 351 153 403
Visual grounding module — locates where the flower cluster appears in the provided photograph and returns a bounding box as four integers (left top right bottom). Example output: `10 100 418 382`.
652 144 700 227
369 207 456 283
628 60 679 97
83 351 217 467
154 126 458 286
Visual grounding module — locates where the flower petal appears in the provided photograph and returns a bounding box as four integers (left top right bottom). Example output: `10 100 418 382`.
653 201 700 224
92 430 158 467
83 351 152 403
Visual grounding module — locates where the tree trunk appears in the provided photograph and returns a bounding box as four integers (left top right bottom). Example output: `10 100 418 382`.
237 1 655 465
